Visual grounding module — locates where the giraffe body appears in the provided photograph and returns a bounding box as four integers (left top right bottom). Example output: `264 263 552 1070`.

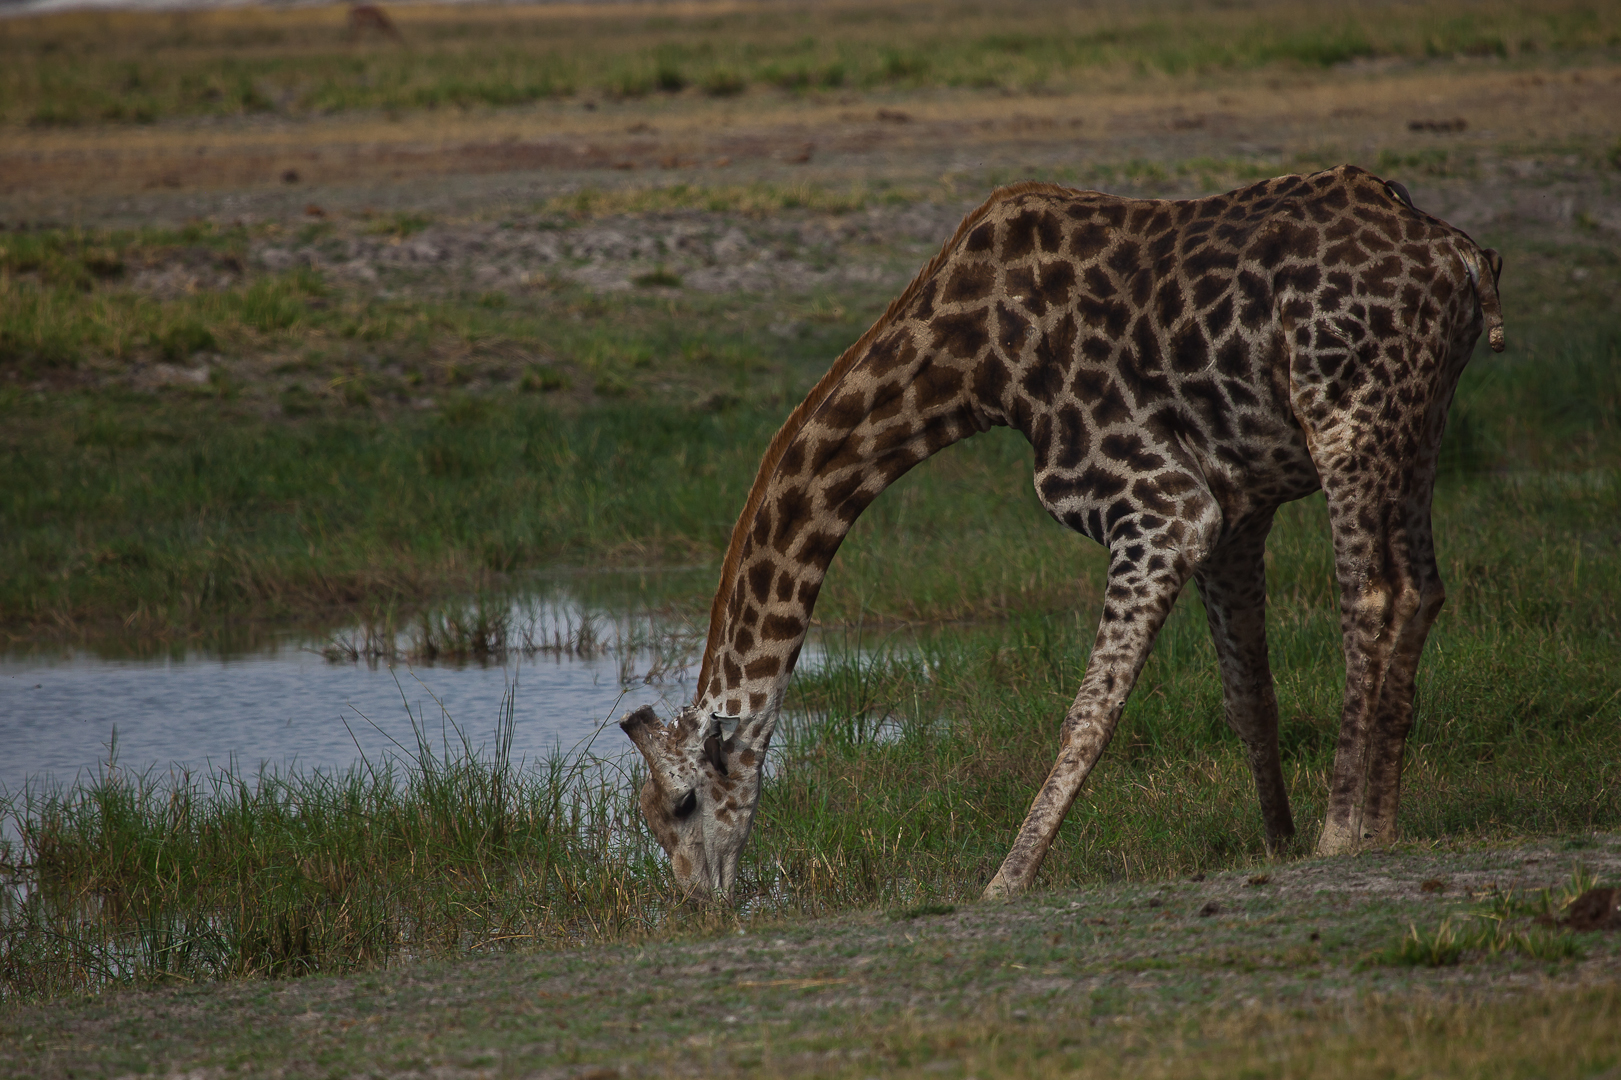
621 165 1505 901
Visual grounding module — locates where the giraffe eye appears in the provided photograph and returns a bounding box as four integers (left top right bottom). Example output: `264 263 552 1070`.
673 790 698 819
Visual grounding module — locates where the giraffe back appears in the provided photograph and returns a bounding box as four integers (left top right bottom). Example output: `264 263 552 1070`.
838 165 1502 546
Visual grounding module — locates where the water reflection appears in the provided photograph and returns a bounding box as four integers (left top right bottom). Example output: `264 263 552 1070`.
0 575 714 798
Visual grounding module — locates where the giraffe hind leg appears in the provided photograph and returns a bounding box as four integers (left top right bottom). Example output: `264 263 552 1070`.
1318 496 1444 852
1194 507 1296 855
1307 353 1453 854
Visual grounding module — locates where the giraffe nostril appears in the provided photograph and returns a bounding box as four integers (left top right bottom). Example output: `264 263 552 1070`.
674 789 698 819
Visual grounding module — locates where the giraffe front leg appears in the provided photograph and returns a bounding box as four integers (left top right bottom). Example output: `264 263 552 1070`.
981 669 1130 901
1194 508 1295 855
984 510 1210 900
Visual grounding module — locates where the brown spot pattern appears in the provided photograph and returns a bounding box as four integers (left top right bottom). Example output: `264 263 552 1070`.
673 164 1505 900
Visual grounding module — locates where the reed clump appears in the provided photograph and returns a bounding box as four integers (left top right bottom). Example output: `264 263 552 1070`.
0 698 668 1001
317 595 705 689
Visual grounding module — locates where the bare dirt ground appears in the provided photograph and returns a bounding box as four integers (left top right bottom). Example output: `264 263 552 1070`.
3 837 1618 1078
5 58 1617 399
7 57 1619 412
249 200 960 300
3 59 1618 235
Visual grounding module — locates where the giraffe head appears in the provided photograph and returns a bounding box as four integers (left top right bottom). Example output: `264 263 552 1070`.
619 703 766 901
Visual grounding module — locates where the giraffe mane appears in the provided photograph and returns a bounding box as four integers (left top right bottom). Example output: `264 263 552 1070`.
694 180 1078 697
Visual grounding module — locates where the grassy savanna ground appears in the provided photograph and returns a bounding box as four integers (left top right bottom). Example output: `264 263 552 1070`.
3 0 1617 127
4 842 1621 1078
3 0 1621 1075
3 0 1620 200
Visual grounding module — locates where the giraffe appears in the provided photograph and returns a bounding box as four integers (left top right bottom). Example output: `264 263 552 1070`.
620 165 1506 902
346 3 404 42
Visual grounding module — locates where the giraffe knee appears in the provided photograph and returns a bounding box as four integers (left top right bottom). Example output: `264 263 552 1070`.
1391 575 1449 636
1350 574 1431 630
1347 578 1394 627
1391 580 1423 624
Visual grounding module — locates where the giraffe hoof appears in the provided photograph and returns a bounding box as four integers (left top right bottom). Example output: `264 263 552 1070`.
979 869 1030 901
1315 822 1361 856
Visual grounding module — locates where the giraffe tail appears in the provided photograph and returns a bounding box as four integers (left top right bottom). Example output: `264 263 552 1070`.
1461 244 1506 353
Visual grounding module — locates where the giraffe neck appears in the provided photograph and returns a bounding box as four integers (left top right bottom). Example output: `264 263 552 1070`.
692 335 987 728
688 181 1069 732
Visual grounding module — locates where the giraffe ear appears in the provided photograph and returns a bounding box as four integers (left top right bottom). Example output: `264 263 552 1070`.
703 733 730 775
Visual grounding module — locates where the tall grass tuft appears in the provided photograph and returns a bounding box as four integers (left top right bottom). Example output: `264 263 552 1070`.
1377 915 1582 967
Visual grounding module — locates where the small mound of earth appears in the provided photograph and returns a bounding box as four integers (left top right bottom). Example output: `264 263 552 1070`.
1562 887 1621 931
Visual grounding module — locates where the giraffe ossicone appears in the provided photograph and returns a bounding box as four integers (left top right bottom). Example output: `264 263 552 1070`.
620 165 1506 903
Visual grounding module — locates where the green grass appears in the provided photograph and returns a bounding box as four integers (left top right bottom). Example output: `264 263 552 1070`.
0 223 318 371
0 392 780 630
0 696 676 1000
2 0 1618 127
3 314 1618 999
5 215 1616 634
3 149 1620 1011
4 863 1620 1076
